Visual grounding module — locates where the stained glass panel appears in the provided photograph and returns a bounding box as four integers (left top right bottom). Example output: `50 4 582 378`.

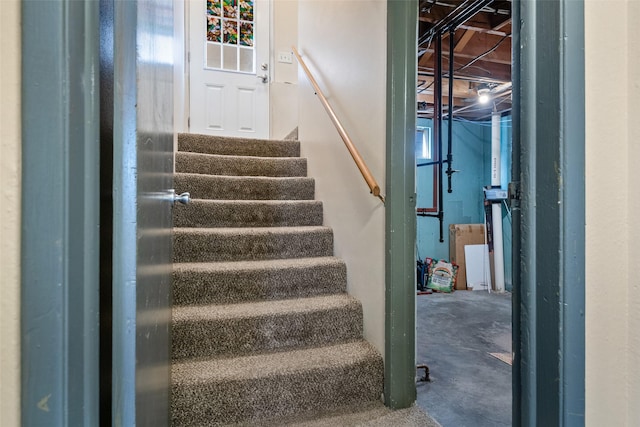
205 0 255 73
207 0 221 17
239 1 254 21
223 0 238 19
240 23 253 46
207 16 221 42
223 20 238 45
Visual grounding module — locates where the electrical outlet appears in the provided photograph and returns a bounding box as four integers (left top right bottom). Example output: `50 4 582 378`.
277 51 293 64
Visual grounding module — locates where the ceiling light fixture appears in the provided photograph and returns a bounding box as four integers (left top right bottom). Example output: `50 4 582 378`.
477 86 491 104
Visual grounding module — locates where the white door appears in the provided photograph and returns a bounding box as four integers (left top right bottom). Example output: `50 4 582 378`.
189 0 270 138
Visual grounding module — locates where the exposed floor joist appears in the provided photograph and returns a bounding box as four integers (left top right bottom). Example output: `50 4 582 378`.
417 0 512 120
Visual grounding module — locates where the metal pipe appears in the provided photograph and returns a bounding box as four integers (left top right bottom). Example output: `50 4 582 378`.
446 28 454 193
417 159 450 167
419 0 495 46
416 213 441 218
417 70 510 85
435 34 445 243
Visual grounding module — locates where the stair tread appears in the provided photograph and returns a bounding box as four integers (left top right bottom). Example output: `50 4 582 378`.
172 340 380 383
172 257 347 306
177 151 303 162
174 172 315 201
173 198 324 228
173 293 358 322
173 256 344 273
183 199 321 205
178 133 300 157
173 225 332 235
175 151 307 177
175 172 312 181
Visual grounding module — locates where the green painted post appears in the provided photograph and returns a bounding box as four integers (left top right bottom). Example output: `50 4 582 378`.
385 0 418 409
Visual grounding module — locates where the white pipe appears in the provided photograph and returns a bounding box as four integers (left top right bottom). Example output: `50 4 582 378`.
491 112 506 292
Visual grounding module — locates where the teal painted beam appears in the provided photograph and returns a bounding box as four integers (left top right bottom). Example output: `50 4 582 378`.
514 0 585 425
21 0 101 424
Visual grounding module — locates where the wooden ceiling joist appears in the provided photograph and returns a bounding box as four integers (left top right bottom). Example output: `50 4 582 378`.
417 0 513 120
454 29 476 52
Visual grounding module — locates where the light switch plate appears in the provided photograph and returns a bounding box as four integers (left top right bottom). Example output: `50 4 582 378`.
277 51 293 64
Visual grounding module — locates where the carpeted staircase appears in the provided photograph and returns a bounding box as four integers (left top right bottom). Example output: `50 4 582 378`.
171 133 384 426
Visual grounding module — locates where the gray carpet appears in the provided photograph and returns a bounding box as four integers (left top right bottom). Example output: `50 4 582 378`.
171 134 384 426
269 402 441 427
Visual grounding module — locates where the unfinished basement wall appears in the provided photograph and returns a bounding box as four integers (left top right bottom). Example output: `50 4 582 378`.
415 119 488 261
0 0 21 425
585 0 640 424
416 117 512 290
297 0 387 357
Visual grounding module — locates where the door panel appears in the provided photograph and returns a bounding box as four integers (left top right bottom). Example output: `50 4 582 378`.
189 0 270 138
205 84 225 129
110 0 174 425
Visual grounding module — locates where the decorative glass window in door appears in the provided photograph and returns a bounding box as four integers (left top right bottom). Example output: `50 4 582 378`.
206 0 255 73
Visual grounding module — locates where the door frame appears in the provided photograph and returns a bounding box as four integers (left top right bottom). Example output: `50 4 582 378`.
384 0 586 423
512 1 586 424
384 0 417 410
21 0 101 424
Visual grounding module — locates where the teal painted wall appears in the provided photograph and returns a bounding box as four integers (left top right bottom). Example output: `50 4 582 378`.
416 116 512 287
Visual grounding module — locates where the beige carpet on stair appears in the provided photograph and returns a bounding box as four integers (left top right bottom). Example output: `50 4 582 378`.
264 402 441 427
171 134 386 426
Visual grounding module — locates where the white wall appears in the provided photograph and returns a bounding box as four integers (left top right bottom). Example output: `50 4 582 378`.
297 0 387 357
270 0 299 139
626 2 640 422
174 0 187 136
0 0 21 425
585 0 640 424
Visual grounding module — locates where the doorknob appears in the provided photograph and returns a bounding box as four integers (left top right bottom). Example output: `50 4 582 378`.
257 74 268 83
170 189 190 205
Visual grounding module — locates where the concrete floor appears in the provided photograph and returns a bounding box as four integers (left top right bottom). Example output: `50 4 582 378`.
415 290 512 427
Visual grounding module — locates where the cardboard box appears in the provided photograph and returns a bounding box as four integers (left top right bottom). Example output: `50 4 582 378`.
449 224 486 290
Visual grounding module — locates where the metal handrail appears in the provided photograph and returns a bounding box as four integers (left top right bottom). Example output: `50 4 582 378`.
292 46 385 204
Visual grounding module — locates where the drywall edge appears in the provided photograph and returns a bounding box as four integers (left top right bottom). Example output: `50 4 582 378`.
0 0 22 425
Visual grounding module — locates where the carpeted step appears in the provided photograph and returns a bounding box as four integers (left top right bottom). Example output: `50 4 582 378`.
173 200 323 228
178 133 300 157
171 341 384 426
269 402 442 427
174 173 315 200
172 294 363 360
173 226 333 263
173 257 347 306
175 151 307 177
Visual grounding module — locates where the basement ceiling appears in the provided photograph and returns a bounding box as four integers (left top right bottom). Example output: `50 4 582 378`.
417 0 512 121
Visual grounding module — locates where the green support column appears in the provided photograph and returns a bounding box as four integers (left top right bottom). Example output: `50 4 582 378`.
385 0 418 409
